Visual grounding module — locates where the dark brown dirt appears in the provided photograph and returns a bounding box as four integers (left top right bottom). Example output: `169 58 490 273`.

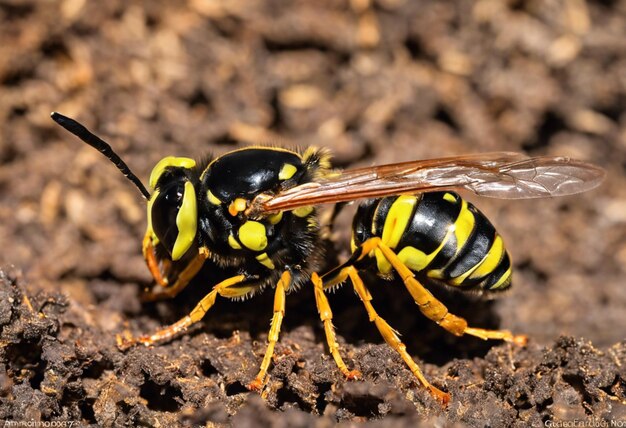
0 1 625 426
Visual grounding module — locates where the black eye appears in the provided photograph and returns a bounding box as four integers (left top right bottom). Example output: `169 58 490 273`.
151 182 184 254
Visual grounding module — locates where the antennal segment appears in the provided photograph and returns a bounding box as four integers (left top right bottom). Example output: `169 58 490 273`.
51 112 151 200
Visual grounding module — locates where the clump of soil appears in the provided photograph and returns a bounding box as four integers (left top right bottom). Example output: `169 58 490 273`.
0 268 624 426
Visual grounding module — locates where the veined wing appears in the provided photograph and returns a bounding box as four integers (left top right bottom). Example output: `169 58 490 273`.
249 152 605 214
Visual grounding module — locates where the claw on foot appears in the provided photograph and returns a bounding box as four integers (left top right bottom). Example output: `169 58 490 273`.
512 334 529 347
247 377 264 392
429 385 451 405
343 369 362 380
116 333 137 351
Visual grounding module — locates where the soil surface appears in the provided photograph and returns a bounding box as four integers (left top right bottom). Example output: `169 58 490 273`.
0 1 625 427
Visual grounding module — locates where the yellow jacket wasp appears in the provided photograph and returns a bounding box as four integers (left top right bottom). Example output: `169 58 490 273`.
51 112 605 403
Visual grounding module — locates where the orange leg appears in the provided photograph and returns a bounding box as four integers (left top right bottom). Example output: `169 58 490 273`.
117 274 250 350
248 271 292 391
364 238 527 346
343 266 450 404
311 272 361 380
142 232 168 287
141 247 210 302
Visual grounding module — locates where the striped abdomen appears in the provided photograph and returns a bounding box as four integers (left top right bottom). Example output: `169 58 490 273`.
351 192 512 292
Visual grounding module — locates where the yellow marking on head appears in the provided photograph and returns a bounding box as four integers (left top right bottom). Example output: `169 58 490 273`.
172 181 197 261
267 211 283 225
469 236 505 280
256 252 275 269
293 206 314 217
381 196 417 248
278 163 298 180
207 189 222 205
149 156 196 190
489 267 512 290
146 189 160 242
443 192 457 203
350 232 357 253
239 221 268 251
228 234 242 250
228 198 248 216
452 199 475 254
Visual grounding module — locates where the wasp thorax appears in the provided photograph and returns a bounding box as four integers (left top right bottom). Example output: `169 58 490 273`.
201 148 304 204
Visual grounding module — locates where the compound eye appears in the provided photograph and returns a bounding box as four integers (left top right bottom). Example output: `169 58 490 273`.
151 182 184 254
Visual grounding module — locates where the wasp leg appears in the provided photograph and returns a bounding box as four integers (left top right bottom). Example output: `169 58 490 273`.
117 274 249 350
248 271 291 391
311 272 361 380
368 238 528 346
342 265 450 404
142 231 169 287
141 247 210 302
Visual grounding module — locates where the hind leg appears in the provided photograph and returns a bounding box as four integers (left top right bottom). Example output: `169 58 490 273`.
360 238 527 345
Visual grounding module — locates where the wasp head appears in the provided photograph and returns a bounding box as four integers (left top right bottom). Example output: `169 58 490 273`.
147 157 198 261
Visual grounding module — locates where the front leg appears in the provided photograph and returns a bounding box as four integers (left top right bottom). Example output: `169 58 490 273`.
141 247 210 302
311 272 361 380
117 274 251 350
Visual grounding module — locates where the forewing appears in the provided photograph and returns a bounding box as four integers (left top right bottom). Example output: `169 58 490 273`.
252 152 605 213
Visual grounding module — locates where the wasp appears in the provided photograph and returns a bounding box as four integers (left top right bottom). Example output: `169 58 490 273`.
51 112 605 403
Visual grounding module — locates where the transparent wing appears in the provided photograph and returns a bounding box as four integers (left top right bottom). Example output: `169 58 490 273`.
249 152 605 214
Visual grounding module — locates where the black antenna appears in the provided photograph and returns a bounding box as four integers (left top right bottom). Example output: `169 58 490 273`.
51 112 151 200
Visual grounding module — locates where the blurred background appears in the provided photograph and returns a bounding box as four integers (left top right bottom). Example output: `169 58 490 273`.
0 0 624 422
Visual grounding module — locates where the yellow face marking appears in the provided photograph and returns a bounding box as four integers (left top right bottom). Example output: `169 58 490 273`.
228 198 248 216
172 181 197 261
256 252 275 269
469 235 505 280
278 163 298 180
381 196 417 248
228 234 242 250
350 232 357 253
207 190 222 205
146 189 160 244
149 156 196 190
238 221 268 251
267 211 283 225
452 199 475 254
293 206 314 217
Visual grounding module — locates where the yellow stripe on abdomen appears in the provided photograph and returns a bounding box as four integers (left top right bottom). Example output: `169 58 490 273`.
469 235 504 280
375 196 417 274
452 199 475 255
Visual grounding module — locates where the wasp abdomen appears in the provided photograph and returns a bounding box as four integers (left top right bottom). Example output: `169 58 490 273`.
352 192 512 292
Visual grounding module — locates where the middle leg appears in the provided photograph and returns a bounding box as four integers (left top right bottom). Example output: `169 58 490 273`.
369 238 527 345
248 271 292 390
311 272 361 380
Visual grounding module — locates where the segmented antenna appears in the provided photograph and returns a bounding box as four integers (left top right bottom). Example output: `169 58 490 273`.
51 112 151 200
